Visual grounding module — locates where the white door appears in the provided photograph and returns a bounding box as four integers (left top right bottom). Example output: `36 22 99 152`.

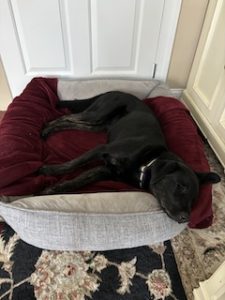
0 0 181 97
183 0 225 168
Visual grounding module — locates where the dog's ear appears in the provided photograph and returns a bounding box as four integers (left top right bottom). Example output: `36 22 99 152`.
150 160 178 184
195 172 221 184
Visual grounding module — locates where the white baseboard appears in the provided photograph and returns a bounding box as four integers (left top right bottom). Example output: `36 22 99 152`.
193 261 225 300
170 88 184 99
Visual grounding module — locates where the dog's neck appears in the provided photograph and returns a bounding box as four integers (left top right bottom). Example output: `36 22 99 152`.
138 151 184 189
139 158 158 188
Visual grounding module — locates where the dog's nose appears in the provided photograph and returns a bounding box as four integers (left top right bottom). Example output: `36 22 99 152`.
177 213 189 223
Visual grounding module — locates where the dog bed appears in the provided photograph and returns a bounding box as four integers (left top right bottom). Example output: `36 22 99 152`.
0 78 214 250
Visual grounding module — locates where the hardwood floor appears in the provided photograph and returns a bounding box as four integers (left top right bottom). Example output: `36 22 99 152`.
0 111 5 123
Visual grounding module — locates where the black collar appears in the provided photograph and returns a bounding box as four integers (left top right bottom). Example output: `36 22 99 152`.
139 158 158 188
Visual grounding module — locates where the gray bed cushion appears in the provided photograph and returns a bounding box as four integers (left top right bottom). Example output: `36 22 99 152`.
0 78 182 250
57 78 174 100
0 192 186 251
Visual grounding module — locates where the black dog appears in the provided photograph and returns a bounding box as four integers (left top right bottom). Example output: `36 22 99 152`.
40 91 220 223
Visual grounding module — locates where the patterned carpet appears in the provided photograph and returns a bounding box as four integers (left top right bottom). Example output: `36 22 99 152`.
0 226 187 300
172 143 225 300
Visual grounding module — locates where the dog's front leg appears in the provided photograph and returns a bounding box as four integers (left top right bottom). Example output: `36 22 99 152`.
40 166 112 195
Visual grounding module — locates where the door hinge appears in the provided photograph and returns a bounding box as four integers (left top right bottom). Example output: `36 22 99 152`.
152 63 157 78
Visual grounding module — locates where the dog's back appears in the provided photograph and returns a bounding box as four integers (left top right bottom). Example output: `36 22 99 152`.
59 91 167 147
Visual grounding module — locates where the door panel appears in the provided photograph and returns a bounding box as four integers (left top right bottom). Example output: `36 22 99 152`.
90 0 164 76
0 0 181 97
91 0 138 71
191 0 225 118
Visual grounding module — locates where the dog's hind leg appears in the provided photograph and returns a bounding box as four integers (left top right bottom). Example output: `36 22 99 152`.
42 92 134 137
40 165 112 194
39 145 106 176
41 113 106 138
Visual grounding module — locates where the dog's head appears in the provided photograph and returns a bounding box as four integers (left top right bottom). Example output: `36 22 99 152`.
148 154 220 223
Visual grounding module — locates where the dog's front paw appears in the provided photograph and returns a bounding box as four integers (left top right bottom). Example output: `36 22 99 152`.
39 165 55 175
41 119 57 138
39 164 66 176
39 185 61 195
41 126 52 139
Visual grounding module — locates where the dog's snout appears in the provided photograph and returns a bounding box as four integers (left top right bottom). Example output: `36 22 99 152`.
177 212 189 223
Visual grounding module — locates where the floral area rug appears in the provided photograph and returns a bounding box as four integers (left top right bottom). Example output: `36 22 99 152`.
172 143 225 300
0 223 186 300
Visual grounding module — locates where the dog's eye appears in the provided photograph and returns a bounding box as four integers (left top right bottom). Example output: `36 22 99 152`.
176 183 188 194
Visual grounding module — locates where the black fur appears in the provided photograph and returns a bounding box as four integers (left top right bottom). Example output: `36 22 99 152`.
40 91 220 223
